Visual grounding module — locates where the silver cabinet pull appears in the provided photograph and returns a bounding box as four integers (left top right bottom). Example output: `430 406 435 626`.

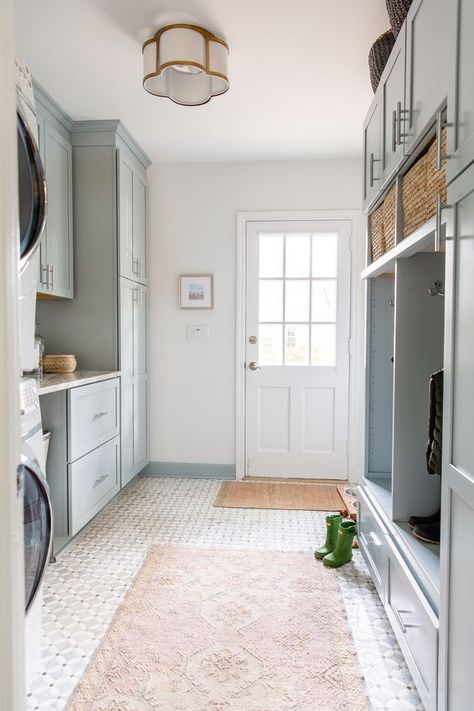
369 153 381 187
396 101 408 146
49 265 54 290
133 257 139 276
92 410 108 420
41 264 49 288
392 109 397 153
435 110 452 171
93 473 109 487
133 286 139 304
248 361 261 371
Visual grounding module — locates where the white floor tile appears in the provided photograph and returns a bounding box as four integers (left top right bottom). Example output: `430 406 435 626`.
26 476 424 710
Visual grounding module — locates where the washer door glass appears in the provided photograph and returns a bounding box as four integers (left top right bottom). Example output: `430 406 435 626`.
23 461 52 612
17 109 46 261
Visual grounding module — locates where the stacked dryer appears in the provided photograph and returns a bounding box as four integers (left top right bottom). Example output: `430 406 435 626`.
16 58 52 687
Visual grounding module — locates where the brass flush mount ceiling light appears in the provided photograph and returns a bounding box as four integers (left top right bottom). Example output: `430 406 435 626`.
142 24 229 106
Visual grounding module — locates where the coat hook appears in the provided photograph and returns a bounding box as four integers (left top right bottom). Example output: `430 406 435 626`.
428 280 444 297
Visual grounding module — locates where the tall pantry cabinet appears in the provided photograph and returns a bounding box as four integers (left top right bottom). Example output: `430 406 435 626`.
36 120 150 488
358 0 474 708
438 0 474 706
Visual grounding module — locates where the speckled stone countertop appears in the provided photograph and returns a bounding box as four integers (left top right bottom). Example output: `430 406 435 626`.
22 370 121 396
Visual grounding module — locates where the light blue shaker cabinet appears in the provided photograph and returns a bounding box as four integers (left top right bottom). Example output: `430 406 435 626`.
438 165 474 711
120 278 148 488
118 150 148 285
446 0 474 183
403 0 448 155
34 83 74 299
36 120 150 489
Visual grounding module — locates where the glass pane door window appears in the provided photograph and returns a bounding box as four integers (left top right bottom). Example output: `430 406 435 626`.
258 233 338 366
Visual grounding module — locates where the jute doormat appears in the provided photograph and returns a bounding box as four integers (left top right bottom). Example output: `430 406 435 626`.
214 480 345 511
67 546 368 710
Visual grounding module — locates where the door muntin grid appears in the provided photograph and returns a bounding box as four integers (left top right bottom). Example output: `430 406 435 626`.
258 233 337 366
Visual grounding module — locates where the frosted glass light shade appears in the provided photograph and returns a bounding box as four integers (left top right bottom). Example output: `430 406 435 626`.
142 24 229 106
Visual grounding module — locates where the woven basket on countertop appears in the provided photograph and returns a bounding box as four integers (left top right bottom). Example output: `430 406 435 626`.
402 151 428 238
425 126 448 218
42 354 77 374
383 183 397 252
368 30 395 92
370 203 385 261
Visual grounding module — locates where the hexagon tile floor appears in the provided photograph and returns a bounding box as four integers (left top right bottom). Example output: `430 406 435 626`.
26 476 424 710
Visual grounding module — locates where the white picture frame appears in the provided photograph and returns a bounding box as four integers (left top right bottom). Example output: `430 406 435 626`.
179 274 214 309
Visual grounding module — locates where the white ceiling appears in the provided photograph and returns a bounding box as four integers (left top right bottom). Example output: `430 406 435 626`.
14 0 389 164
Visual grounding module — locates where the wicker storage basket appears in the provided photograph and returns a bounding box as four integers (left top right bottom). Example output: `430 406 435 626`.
425 127 448 219
402 152 428 238
43 354 77 374
383 184 397 251
370 204 385 261
386 0 413 37
368 30 395 92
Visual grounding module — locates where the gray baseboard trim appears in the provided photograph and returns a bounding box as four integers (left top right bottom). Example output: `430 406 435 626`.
141 461 236 480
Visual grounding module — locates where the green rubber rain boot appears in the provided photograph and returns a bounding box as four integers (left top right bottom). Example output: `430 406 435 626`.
314 514 343 560
323 520 357 567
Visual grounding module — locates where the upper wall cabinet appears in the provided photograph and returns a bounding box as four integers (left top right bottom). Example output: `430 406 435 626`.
363 95 382 210
446 0 474 183
380 27 406 185
404 0 447 155
34 85 74 299
118 149 148 285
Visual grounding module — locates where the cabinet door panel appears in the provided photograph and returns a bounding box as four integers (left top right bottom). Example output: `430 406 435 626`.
381 29 406 184
405 0 447 154
118 151 135 282
447 0 474 182
36 116 73 298
134 376 148 474
119 278 136 379
439 167 474 710
133 173 147 284
44 124 73 297
363 96 382 210
121 381 135 487
136 286 148 377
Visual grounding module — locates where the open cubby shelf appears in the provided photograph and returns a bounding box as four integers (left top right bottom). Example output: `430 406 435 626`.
362 215 447 280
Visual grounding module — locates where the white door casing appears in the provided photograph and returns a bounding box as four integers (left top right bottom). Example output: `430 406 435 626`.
243 219 352 479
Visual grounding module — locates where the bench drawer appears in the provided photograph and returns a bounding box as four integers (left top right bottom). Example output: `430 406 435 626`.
69 378 119 461
69 436 120 535
357 487 389 601
386 538 439 711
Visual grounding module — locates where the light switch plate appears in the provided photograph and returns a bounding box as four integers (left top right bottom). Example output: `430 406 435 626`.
187 324 210 342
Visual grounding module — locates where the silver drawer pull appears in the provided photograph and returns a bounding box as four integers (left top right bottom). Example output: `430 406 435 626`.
93 473 109 487
361 531 381 547
133 257 139 276
392 605 419 633
92 410 108 420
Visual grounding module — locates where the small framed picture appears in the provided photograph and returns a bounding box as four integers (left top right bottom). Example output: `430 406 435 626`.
179 274 214 309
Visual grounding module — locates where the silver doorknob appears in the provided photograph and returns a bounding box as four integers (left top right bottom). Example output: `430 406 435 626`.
248 361 261 371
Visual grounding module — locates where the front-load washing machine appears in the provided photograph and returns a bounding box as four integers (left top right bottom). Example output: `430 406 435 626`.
16 58 47 373
20 379 52 687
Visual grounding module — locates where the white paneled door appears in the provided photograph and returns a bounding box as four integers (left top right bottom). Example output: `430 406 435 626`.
245 221 351 478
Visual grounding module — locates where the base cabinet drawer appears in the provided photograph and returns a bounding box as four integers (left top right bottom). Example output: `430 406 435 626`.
69 436 120 536
386 539 438 711
357 487 389 600
69 378 120 462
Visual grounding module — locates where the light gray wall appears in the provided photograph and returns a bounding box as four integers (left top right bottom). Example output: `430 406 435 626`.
147 159 362 468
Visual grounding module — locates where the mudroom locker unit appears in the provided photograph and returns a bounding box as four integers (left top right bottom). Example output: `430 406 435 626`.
358 0 474 708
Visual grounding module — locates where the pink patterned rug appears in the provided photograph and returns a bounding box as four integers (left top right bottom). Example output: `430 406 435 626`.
67 546 368 711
